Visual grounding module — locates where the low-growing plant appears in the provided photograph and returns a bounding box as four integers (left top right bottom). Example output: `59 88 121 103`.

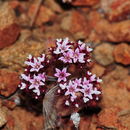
18 38 102 129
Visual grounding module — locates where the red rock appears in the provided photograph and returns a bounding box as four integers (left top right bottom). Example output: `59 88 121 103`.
91 63 105 77
71 11 89 35
100 66 130 110
119 110 130 129
79 117 92 130
9 0 25 13
61 10 90 39
93 43 114 66
2 100 17 110
113 43 130 65
118 76 130 91
98 107 128 130
6 108 43 130
0 24 20 49
0 108 7 127
72 0 100 6
87 31 102 43
28 4 55 26
80 115 98 130
9 0 21 9
0 3 20 49
44 0 63 13
98 107 119 126
101 0 130 22
6 115 15 129
88 11 130 42
0 69 20 97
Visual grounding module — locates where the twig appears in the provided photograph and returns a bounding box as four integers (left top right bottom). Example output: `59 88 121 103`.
97 125 118 130
0 88 19 100
118 109 130 117
0 89 21 105
47 76 57 82
30 0 43 28
96 125 118 130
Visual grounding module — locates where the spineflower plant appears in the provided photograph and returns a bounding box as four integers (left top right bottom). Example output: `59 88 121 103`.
19 37 102 106
18 38 102 129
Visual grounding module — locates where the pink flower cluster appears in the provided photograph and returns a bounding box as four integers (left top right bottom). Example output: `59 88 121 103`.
58 71 102 108
52 38 92 64
18 38 102 108
18 54 48 99
54 68 71 82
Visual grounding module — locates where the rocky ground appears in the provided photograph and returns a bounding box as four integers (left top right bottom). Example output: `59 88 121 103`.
0 0 130 130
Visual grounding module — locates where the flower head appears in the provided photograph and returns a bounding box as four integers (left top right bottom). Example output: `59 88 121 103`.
59 50 73 63
81 84 93 100
25 54 45 72
21 74 30 81
65 81 77 95
58 75 101 107
73 78 82 86
65 81 77 102
54 68 71 82
53 38 71 54
19 55 47 98
72 48 85 63
18 37 102 108
29 74 45 89
19 73 46 98
59 83 67 90
78 41 86 51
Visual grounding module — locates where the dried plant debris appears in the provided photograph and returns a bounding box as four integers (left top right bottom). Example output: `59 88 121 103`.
43 85 58 130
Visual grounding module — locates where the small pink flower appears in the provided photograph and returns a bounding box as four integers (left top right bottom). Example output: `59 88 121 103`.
59 50 73 63
59 83 67 90
37 54 45 62
78 41 86 50
54 68 71 82
82 77 93 88
90 74 96 81
21 74 30 81
29 75 45 89
65 81 77 95
33 88 40 96
72 48 85 63
38 73 46 82
53 38 71 54
65 81 77 101
92 88 101 95
73 78 82 86
81 85 93 99
25 58 44 72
